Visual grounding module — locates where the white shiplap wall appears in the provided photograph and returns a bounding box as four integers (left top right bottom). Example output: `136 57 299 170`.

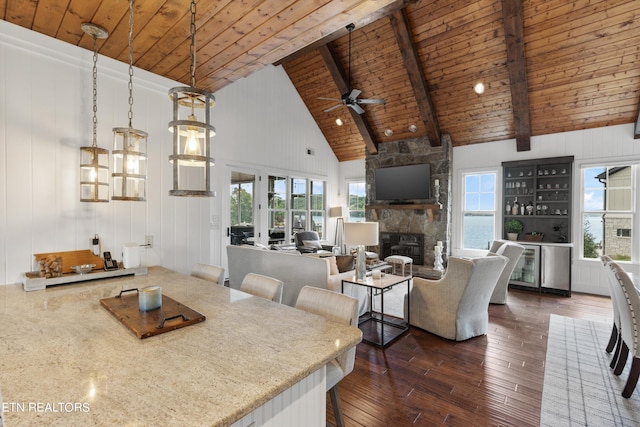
0 20 342 285
452 123 640 295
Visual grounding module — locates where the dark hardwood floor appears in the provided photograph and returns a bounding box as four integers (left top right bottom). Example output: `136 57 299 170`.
328 288 613 426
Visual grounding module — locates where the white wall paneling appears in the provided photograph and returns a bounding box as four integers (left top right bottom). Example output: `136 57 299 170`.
0 20 208 283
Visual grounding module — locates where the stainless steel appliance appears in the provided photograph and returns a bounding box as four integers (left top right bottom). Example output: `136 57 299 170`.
509 243 571 295
510 244 540 288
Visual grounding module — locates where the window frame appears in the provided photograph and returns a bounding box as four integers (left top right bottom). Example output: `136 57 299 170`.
458 168 499 252
579 162 637 262
347 180 366 222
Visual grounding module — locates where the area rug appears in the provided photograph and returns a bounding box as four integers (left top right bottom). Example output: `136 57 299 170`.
541 314 640 426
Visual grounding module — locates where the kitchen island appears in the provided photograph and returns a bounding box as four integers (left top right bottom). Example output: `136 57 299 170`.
0 267 362 426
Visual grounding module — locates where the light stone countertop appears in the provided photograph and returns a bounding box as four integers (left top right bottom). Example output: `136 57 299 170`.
0 267 362 426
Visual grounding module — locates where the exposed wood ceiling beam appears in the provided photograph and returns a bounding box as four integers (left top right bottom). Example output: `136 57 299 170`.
318 43 379 154
502 0 531 152
635 100 640 139
274 0 416 67
389 8 441 147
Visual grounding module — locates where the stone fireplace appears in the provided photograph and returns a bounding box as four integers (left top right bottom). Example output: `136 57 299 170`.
365 135 452 276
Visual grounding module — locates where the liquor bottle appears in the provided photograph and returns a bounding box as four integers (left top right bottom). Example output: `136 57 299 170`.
505 199 511 214
512 197 519 215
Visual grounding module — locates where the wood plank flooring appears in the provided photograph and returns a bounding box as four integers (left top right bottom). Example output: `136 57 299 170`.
328 288 613 426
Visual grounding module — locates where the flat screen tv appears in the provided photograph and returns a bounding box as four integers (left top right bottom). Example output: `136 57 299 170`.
375 164 431 202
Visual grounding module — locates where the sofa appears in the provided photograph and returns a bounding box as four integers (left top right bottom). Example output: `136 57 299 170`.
226 245 368 315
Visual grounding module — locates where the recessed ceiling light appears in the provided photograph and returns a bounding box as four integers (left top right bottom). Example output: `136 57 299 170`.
408 124 417 133
474 82 485 94
384 129 393 136
336 118 343 126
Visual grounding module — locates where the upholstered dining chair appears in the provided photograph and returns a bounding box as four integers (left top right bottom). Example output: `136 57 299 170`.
295 286 359 427
409 255 507 341
191 263 225 285
600 255 623 358
609 262 640 398
239 273 284 303
487 241 525 304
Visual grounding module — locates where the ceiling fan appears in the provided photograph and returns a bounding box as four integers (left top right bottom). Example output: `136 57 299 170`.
319 23 385 115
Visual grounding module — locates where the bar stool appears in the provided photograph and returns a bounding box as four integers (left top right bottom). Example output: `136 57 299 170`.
384 255 413 276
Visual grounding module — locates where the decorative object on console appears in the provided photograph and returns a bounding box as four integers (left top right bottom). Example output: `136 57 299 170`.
433 241 444 271
329 206 348 255
112 0 148 202
79 23 110 203
344 222 379 281
168 0 216 197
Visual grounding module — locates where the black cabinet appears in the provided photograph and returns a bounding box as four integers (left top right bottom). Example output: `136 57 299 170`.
502 156 574 243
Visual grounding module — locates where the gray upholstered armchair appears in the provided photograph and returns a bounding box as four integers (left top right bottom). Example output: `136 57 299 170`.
408 255 507 341
487 240 525 304
294 231 334 253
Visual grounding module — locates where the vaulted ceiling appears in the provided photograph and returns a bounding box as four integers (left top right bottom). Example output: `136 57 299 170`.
3 0 640 162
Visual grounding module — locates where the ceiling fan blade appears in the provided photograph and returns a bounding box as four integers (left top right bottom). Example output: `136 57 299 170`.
324 104 343 113
349 103 365 114
356 98 386 105
318 97 342 101
349 88 362 100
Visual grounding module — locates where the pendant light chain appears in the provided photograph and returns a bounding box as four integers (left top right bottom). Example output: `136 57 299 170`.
92 34 99 148
127 0 135 128
190 0 197 88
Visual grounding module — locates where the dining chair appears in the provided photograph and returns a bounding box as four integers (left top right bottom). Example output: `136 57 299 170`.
239 273 283 303
600 255 622 357
295 286 359 427
191 263 225 285
609 262 640 398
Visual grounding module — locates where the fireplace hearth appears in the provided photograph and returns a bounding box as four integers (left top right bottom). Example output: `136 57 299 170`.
379 232 424 265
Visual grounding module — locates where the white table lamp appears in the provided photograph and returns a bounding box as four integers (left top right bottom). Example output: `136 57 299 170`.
344 222 379 280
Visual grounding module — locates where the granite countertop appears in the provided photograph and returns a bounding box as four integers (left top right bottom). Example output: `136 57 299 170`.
0 267 362 426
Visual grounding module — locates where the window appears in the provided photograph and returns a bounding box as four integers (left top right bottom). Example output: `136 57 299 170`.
309 180 325 238
582 165 634 261
267 176 287 244
230 180 253 226
462 172 496 250
348 181 366 222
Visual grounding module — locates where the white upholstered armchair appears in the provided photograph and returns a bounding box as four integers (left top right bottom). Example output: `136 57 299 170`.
487 241 525 304
409 255 507 341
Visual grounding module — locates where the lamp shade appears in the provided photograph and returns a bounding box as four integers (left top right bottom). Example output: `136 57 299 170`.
329 206 348 218
344 222 379 246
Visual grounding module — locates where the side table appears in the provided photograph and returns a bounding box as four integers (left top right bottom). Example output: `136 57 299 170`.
342 274 411 348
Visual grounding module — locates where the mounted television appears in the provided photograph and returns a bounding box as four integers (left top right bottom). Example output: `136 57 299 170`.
375 164 431 202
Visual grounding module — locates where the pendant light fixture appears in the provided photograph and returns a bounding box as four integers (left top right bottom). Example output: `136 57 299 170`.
112 0 148 201
168 0 216 197
80 23 110 203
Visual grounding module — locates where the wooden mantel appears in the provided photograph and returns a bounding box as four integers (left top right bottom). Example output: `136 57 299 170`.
367 203 442 221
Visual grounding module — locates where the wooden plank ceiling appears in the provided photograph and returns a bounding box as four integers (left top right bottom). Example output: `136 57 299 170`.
2 0 640 162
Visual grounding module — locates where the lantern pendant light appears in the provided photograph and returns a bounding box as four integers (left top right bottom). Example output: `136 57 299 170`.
112 0 148 201
168 0 216 197
80 23 110 203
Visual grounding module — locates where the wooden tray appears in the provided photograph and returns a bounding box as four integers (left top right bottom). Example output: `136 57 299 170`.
100 291 206 339
34 249 104 274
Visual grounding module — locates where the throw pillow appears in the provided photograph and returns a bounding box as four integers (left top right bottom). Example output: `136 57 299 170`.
302 240 323 249
328 256 339 275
